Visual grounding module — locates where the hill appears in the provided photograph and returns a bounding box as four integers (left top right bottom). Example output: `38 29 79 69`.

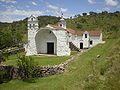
0 12 120 50
0 32 120 90
0 12 120 90
66 12 120 39
0 16 60 49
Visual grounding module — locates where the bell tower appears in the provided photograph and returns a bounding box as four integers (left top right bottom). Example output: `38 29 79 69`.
28 15 39 30
26 15 39 56
58 13 66 29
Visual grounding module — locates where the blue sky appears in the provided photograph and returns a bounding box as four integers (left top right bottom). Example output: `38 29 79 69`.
0 0 120 22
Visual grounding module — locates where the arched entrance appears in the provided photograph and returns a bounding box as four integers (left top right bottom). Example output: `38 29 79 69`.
35 29 57 54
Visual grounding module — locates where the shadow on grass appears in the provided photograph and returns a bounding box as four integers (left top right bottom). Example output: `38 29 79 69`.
22 78 38 83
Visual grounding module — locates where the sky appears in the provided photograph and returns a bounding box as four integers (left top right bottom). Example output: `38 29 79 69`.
0 0 120 22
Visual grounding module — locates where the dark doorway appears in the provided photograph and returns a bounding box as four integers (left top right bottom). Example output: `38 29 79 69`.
47 42 54 54
90 40 93 45
80 43 83 49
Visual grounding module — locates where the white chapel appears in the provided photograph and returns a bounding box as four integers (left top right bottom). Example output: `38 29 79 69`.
25 15 103 56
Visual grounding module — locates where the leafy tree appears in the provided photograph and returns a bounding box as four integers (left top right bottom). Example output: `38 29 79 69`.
82 13 87 16
17 55 38 79
76 24 83 29
102 11 108 14
89 11 97 15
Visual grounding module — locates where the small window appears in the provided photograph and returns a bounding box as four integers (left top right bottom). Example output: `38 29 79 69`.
60 24 62 27
33 24 35 28
85 34 87 38
90 40 93 45
29 24 31 28
31 18 33 21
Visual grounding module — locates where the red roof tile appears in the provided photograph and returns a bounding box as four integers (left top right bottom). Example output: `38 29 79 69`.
48 24 101 36
66 28 76 35
87 30 101 36
48 24 65 30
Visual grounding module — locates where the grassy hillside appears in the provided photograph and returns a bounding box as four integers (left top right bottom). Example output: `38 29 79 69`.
0 12 120 49
0 38 120 90
0 12 120 90
4 52 76 66
67 12 120 39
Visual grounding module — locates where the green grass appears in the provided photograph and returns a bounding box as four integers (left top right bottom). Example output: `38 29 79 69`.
4 51 79 66
0 39 120 90
71 51 79 55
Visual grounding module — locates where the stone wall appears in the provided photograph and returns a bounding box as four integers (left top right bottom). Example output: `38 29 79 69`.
0 52 83 80
0 48 25 57
0 64 65 79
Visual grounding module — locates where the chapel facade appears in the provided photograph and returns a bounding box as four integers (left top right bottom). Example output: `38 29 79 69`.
26 15 103 56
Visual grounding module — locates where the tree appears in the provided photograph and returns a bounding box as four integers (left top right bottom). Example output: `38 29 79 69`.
89 12 97 15
102 11 108 14
80 18 87 23
82 13 87 16
76 24 83 29
115 11 120 13
17 55 38 79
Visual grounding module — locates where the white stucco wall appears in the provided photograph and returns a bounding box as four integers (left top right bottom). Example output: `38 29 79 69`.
35 29 57 54
53 29 71 56
89 36 101 47
26 27 38 56
26 16 39 56
68 32 102 49
69 34 83 49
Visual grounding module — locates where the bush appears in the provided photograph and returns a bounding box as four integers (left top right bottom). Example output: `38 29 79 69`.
17 55 38 79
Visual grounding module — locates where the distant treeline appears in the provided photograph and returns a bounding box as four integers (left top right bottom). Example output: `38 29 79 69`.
0 11 120 50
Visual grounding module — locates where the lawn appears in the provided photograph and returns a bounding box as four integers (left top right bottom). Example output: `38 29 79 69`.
4 51 79 66
0 39 120 90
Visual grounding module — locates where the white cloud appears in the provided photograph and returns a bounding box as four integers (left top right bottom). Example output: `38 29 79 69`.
26 5 30 8
47 4 68 12
88 0 95 4
96 9 102 12
105 0 118 6
96 7 110 13
47 4 68 17
47 4 59 10
103 7 110 11
117 5 120 9
31 1 37 6
2 4 16 10
0 15 20 22
61 8 68 12
0 7 44 22
0 0 17 4
0 9 43 16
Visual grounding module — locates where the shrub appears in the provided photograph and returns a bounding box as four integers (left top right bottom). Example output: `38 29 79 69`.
17 55 38 79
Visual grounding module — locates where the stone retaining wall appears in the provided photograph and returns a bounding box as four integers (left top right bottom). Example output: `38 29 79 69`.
0 48 25 57
0 51 87 80
0 65 65 79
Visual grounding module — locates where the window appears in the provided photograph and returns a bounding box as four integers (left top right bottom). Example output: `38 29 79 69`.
29 24 31 28
85 34 87 38
60 24 62 27
90 40 93 45
33 24 35 28
31 18 33 21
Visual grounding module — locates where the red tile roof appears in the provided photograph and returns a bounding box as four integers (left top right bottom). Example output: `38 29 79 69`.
66 28 76 35
48 24 101 36
48 24 65 30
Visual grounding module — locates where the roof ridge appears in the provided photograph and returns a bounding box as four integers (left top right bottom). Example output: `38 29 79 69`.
48 24 101 36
